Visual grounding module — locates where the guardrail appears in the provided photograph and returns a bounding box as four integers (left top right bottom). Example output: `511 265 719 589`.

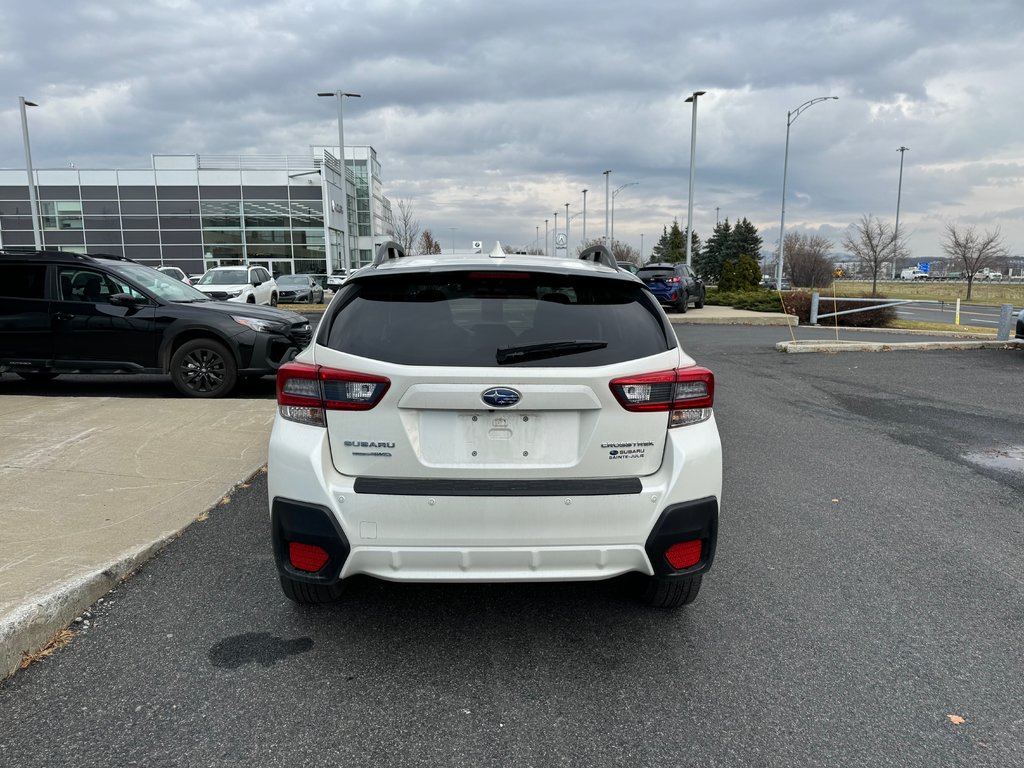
810 292 1020 340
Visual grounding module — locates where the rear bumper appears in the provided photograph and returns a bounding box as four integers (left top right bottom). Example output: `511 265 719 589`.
268 416 722 584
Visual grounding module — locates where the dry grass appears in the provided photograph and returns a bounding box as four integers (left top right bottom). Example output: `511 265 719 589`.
835 280 1024 305
20 629 75 669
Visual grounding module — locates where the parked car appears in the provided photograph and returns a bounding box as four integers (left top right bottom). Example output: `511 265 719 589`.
761 275 792 290
326 270 348 290
0 250 311 398
636 262 705 312
268 243 722 608
1016 309 1023 341
194 265 278 305
156 265 193 285
276 274 325 304
617 261 639 274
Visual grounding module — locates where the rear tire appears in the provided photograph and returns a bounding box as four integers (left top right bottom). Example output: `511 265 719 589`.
270 293 278 307
279 574 346 604
677 292 688 313
695 289 705 309
170 338 238 398
639 574 702 608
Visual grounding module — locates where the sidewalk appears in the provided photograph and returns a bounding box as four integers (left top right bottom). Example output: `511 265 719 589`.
0 395 276 679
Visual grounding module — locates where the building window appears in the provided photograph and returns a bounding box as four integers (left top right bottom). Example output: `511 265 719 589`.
200 200 241 228
41 201 83 230
243 200 289 228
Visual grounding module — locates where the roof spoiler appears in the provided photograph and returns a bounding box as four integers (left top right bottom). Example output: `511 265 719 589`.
578 244 618 270
372 240 407 266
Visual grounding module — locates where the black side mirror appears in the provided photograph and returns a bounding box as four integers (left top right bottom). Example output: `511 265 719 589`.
109 293 140 307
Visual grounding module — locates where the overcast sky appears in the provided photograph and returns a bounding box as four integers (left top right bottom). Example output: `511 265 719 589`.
2 0 1023 262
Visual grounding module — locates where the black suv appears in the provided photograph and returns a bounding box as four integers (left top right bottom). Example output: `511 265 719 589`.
635 262 705 313
0 250 312 397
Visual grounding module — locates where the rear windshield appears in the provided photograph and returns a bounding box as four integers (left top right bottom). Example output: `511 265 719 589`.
322 271 675 367
637 266 676 279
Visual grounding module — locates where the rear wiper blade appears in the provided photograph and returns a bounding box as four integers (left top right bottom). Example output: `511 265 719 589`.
496 340 608 364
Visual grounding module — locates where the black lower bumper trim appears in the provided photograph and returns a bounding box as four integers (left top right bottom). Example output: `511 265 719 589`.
353 477 643 497
644 496 719 577
271 498 350 583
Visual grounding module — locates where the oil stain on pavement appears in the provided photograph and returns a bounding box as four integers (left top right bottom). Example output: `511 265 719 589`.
208 632 314 669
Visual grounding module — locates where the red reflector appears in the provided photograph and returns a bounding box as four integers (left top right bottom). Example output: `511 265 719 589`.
665 540 702 569
289 542 330 573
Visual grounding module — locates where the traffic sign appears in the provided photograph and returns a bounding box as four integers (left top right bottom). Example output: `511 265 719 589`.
555 233 567 249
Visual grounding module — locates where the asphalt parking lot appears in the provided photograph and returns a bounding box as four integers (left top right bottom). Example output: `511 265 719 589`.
1 326 1022 767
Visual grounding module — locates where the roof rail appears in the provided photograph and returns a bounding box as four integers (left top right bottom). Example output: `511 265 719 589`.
578 244 618 270
372 240 407 266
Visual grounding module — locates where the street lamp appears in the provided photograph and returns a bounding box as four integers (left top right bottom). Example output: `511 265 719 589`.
640 233 644 263
564 202 570 253
553 211 559 253
684 90 706 267
611 182 639 250
318 90 361 272
545 219 549 257
777 95 838 286
448 226 458 254
19 97 41 250
602 170 612 245
581 189 588 244
894 146 909 278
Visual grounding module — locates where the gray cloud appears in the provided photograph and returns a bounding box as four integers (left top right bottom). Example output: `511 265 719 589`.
2 0 1023 256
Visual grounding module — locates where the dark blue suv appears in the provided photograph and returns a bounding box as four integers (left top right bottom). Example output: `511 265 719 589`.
636 262 706 313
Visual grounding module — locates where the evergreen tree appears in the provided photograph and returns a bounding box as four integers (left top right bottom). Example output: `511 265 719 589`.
696 219 733 281
731 218 763 265
649 220 696 263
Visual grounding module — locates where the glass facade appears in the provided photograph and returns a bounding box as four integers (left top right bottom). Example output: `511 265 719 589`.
0 149 394 280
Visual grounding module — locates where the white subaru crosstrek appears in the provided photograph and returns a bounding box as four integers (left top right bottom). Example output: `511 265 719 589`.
268 243 722 608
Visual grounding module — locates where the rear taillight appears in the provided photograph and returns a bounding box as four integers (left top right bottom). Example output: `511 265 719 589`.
277 361 390 426
609 367 714 427
667 276 681 283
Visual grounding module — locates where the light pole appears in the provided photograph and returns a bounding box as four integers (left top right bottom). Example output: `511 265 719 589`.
19 97 41 250
318 90 361 272
448 226 457 254
581 189 588 244
564 203 570 252
602 170 612 245
684 90 706 267
535 225 540 253
611 182 639 250
553 211 559 254
640 233 644 263
777 96 838 286
894 146 909 278
545 219 549 257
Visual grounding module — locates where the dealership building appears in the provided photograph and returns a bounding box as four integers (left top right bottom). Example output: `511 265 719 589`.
0 144 394 279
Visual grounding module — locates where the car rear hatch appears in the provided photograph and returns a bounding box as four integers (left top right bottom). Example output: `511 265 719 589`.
305 269 689 481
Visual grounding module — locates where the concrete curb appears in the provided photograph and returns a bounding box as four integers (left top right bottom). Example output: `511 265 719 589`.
776 339 1023 354
0 467 266 681
0 535 178 680
669 313 797 326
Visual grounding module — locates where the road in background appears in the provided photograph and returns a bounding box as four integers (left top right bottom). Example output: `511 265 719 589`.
1 328 1022 767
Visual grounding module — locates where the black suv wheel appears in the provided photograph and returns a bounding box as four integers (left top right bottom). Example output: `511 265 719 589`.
170 339 238 398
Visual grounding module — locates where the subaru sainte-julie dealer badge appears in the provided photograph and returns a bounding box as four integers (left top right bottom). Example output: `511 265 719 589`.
481 387 521 408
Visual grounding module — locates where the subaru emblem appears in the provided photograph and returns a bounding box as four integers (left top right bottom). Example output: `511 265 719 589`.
481 387 521 408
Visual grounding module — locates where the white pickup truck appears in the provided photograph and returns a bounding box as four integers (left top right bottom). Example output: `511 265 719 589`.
978 268 1003 281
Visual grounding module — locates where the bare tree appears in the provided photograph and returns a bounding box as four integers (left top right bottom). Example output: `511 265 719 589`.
417 229 442 255
841 214 905 295
784 232 835 288
393 199 420 255
940 223 1008 299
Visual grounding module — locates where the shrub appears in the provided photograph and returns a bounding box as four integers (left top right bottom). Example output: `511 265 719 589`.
705 289 896 326
717 255 763 292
